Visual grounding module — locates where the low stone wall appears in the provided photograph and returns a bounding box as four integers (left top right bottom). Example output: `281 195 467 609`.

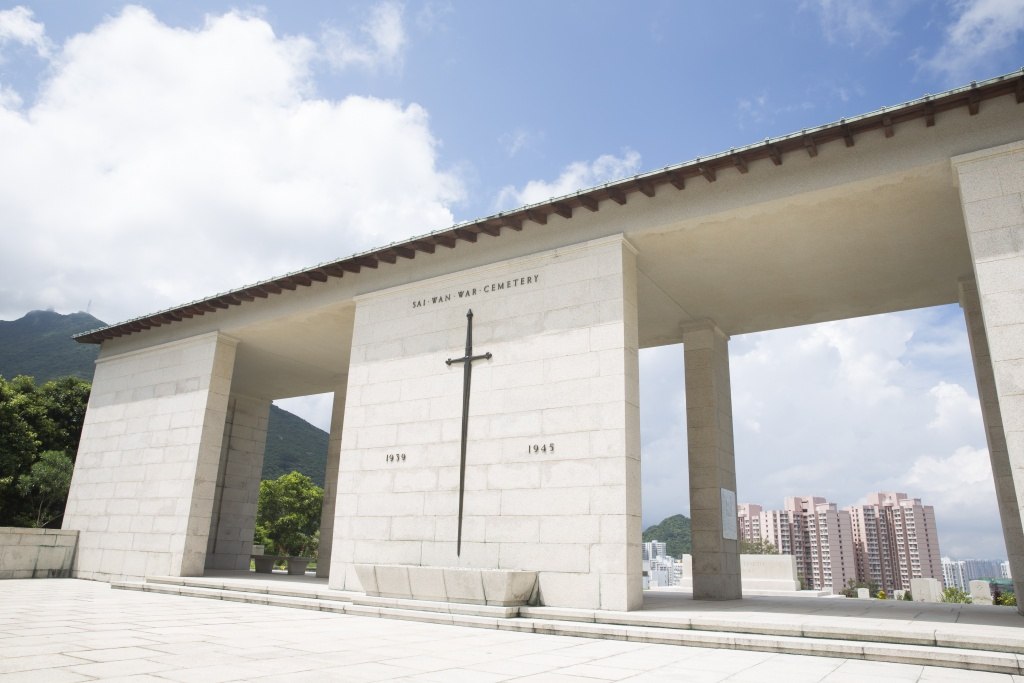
677 554 802 593
0 527 78 579
355 564 538 606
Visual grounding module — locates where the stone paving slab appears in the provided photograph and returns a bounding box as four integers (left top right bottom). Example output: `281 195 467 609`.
1 579 1023 682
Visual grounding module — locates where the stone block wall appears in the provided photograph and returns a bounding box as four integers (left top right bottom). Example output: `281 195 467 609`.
62 332 237 581
0 528 78 578
330 235 642 610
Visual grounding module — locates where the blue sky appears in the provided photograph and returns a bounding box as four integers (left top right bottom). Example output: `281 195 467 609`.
1 1 1022 559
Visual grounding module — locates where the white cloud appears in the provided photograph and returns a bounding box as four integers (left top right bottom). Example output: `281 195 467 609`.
924 0 1024 83
806 0 902 47
495 150 641 210
0 6 51 59
0 6 462 324
897 445 1002 557
499 128 539 158
321 1 406 71
927 381 982 432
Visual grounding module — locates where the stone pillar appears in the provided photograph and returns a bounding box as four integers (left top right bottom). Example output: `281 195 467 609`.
63 332 237 581
317 386 347 578
953 140 1024 611
682 319 741 600
205 395 270 570
958 278 1024 603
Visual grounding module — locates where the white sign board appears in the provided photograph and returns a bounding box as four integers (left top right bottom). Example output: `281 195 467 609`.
721 488 737 540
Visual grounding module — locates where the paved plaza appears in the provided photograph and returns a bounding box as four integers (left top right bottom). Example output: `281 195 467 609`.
0 579 1019 682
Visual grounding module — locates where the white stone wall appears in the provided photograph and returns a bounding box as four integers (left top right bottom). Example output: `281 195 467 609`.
63 332 237 581
205 395 270 570
329 235 642 610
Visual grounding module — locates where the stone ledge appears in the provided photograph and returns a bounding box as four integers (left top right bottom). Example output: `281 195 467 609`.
355 564 537 606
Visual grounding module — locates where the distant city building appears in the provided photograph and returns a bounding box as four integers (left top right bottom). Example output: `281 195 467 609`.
643 540 667 561
647 554 684 588
641 539 681 588
1002 561 1012 579
847 492 942 593
736 496 855 594
942 556 1008 591
942 556 967 591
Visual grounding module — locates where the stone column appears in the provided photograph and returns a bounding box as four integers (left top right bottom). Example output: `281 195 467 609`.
953 140 1024 610
682 319 741 600
959 278 1022 600
317 385 347 578
63 331 238 581
205 395 270 570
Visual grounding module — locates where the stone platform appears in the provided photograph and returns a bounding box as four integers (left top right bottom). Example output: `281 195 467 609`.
106 571 1024 674
354 563 538 606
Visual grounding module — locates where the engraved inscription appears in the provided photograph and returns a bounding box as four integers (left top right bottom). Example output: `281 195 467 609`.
385 453 407 463
527 443 556 454
411 273 540 309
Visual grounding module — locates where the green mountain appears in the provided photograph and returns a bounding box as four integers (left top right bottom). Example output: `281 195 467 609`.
0 310 105 382
0 310 329 484
643 514 692 557
264 404 329 487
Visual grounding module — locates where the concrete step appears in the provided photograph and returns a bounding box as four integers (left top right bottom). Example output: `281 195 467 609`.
110 578 1024 675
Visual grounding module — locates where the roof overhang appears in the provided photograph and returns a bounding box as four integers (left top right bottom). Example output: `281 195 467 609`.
75 71 1024 346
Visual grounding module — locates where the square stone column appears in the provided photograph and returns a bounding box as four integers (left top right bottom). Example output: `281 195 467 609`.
317 385 347 578
63 332 237 581
205 395 270 570
953 141 1024 610
682 319 741 600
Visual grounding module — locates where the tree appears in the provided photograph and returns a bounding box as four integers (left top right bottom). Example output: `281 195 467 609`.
941 587 972 604
16 450 74 527
255 472 323 557
0 375 90 527
740 538 780 555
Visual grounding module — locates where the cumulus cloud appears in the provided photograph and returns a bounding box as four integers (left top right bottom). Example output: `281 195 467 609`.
0 6 461 324
898 445 1002 557
923 0 1024 83
0 6 51 59
321 1 407 71
927 381 982 433
495 149 641 210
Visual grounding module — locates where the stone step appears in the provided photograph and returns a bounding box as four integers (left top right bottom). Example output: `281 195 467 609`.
110 578 1024 675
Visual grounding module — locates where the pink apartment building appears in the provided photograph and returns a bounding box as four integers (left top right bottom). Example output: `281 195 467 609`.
847 492 943 593
739 493 940 594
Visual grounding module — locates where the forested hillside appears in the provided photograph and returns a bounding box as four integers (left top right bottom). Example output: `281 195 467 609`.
0 310 104 381
643 513 692 557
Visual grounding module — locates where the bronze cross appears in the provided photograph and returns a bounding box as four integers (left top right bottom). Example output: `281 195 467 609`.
445 309 492 556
